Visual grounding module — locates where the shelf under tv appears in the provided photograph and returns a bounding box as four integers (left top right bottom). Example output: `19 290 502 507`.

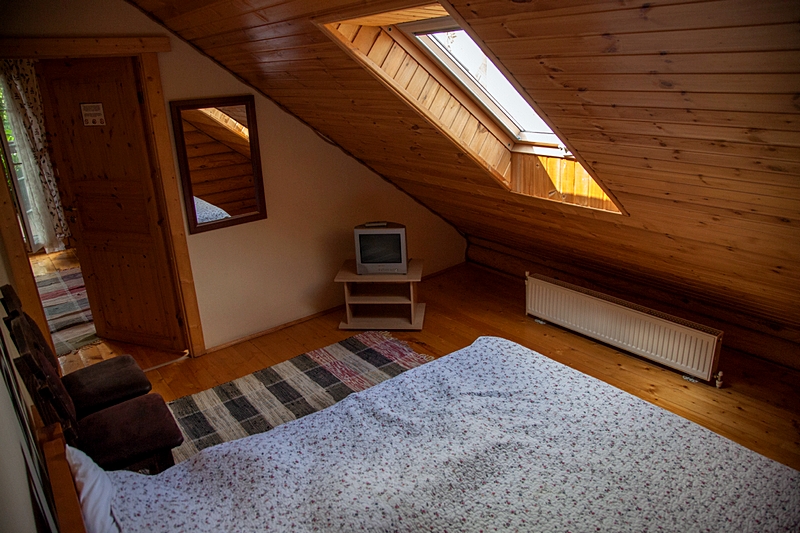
335 259 425 330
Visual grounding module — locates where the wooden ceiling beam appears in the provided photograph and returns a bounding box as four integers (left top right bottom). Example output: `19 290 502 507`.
0 36 170 58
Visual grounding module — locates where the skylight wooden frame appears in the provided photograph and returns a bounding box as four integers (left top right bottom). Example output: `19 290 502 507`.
400 17 567 156
317 13 623 215
320 21 515 186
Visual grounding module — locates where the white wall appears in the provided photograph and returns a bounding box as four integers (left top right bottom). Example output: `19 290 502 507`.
1 0 466 349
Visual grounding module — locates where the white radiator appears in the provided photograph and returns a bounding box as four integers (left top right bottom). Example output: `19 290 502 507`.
525 274 723 382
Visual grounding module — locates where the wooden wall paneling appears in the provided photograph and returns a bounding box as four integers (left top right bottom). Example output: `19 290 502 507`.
392 182 800 305
609 197 800 252
368 30 398 65
339 5 449 27
468 233 800 344
600 174 800 211
352 25 382 54
201 30 335 60
466 0 797 39
465 239 800 370
450 0 690 21
457 228 799 331
391 169 620 220
603 184 800 222
215 44 348 68
480 24 799 58
561 133 800 172
320 21 515 190
181 110 251 155
232 55 355 76
366 157 501 187
510 152 611 207
390 165 784 257
517 73 799 96
511 153 544 198
592 151 797 190
180 122 258 216
125 0 800 370
382 26 515 147
158 0 426 36
188 154 252 176
189 19 321 50
555 118 800 150
592 183 798 224
582 153 799 193
603 199 800 251
0 37 170 58
526 51 800 76
530 90 800 115
543 104 800 131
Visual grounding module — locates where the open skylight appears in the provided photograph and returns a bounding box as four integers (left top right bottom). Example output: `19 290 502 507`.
405 18 567 156
322 9 622 214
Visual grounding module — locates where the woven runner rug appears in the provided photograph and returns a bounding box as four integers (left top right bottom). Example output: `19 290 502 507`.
35 267 97 356
167 331 432 462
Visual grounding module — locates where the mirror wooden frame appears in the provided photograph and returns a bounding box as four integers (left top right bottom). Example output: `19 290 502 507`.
170 94 266 234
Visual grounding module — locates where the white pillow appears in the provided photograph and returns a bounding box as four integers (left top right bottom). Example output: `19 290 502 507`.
64 445 120 533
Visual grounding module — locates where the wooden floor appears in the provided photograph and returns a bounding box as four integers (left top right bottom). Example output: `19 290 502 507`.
55 261 800 470
28 248 81 276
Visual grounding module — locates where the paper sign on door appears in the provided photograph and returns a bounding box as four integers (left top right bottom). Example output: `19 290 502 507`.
80 103 106 126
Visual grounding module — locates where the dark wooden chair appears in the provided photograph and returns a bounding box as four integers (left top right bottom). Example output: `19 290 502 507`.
1 283 152 418
9 309 184 473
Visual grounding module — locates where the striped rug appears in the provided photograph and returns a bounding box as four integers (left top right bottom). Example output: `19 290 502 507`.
35 267 98 356
167 331 432 462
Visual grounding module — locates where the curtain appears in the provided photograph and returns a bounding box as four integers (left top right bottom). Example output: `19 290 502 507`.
0 59 69 252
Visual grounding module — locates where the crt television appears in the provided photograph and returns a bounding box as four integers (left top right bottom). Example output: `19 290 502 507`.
354 222 408 275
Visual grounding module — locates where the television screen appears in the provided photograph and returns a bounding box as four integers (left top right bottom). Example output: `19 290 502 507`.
359 233 402 264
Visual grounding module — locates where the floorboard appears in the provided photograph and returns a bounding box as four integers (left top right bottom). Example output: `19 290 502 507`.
58 262 800 470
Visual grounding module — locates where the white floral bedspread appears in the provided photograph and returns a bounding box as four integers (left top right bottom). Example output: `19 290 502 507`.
109 337 800 532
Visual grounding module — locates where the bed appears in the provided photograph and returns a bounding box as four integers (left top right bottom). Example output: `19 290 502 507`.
53 337 799 532
193 196 231 224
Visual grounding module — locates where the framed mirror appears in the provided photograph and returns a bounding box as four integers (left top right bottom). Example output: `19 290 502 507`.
170 94 266 233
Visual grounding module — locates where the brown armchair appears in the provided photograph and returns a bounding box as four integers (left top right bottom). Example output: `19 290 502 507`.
10 313 183 472
1 284 152 418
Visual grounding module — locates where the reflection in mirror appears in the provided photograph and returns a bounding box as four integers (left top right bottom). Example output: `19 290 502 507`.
170 95 266 233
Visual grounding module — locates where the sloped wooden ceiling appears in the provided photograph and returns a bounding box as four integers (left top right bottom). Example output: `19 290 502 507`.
127 0 799 366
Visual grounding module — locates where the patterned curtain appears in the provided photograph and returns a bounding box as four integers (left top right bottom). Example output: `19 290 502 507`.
0 59 70 251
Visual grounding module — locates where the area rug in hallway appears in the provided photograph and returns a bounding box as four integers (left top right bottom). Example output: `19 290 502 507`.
35 267 98 356
167 331 432 462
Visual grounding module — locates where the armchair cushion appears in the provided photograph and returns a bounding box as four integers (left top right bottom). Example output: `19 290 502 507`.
62 354 152 419
77 393 184 471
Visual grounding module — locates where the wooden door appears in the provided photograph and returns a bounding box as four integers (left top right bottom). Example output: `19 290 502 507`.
37 57 186 352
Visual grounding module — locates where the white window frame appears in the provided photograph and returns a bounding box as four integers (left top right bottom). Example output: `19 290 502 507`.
399 16 569 158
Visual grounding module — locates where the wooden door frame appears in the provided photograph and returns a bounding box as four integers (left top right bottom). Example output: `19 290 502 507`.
0 37 206 357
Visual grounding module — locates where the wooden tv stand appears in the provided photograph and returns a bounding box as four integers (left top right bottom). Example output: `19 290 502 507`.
335 259 425 330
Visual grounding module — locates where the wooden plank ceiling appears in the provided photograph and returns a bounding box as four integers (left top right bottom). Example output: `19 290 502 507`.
126 0 800 364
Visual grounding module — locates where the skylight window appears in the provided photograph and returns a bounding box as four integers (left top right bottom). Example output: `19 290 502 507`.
407 19 567 154
322 11 622 214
